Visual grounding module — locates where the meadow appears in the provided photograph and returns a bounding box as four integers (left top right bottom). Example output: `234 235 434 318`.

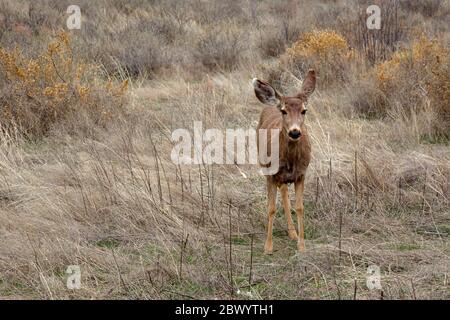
0 0 449 299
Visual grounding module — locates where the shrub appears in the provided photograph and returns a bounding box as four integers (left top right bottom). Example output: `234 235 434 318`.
258 22 304 58
400 0 444 17
106 30 172 78
284 30 356 86
349 80 388 118
0 31 128 138
259 28 288 58
258 0 304 58
375 36 450 137
194 25 247 72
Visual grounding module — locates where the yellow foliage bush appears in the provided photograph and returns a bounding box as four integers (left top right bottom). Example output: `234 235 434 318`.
284 30 356 86
375 36 450 137
287 30 350 59
0 31 128 138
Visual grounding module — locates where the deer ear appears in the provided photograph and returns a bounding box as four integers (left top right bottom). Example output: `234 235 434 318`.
252 78 281 105
300 69 316 97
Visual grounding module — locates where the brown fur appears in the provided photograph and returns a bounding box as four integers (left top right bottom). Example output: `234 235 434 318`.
253 69 316 254
257 103 311 186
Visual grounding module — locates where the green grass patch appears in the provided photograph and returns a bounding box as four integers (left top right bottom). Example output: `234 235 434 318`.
231 235 251 246
184 253 196 264
436 223 450 235
304 224 320 240
140 243 166 263
303 201 316 214
390 243 421 251
273 229 287 238
420 134 450 146
22 139 50 153
416 223 450 237
96 238 120 249
167 279 214 299
386 203 422 217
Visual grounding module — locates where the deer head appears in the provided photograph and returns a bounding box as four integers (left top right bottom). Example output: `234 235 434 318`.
252 69 316 141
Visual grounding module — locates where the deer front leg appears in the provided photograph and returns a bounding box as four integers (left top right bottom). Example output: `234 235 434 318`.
295 177 306 252
264 181 277 254
280 184 298 240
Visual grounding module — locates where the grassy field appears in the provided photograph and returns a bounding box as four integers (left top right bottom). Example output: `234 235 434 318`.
0 0 449 299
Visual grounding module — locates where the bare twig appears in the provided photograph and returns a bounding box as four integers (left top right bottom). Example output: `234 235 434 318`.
179 233 189 281
111 248 129 293
228 202 234 297
249 233 254 286
354 150 358 210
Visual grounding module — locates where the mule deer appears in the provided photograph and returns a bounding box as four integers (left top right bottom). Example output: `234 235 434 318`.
252 70 316 254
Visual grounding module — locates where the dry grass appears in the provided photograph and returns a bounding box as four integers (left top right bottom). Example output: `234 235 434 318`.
0 0 449 300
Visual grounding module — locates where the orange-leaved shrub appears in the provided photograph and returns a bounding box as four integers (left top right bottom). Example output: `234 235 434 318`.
375 36 450 138
283 30 357 86
0 31 128 138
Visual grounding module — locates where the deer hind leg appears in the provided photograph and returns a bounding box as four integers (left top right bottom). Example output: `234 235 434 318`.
280 184 298 240
295 177 306 252
264 181 277 254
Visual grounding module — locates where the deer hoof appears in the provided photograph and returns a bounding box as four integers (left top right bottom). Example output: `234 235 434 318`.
264 242 273 255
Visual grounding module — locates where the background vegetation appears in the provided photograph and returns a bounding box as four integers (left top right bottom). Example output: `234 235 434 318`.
0 0 449 299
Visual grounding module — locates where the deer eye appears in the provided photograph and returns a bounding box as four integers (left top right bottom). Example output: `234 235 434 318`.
280 109 287 115
301 109 307 115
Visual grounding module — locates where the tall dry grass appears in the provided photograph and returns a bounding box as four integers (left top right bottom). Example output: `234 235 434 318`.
0 0 449 300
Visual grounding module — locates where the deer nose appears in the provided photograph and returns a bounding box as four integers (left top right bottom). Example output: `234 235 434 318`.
288 129 301 140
